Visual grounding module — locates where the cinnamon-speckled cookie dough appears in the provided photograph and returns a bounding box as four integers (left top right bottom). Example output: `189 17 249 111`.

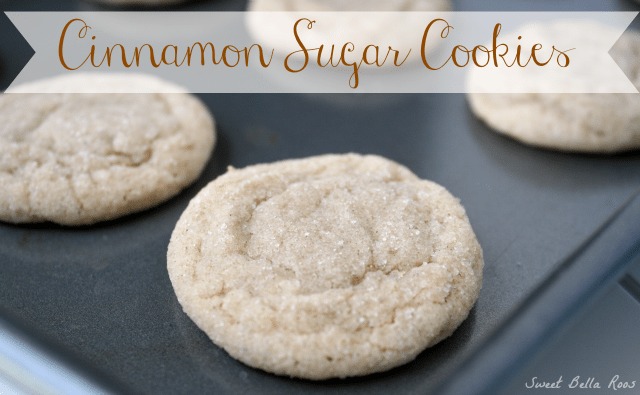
167 154 483 380
0 73 215 225
467 23 640 153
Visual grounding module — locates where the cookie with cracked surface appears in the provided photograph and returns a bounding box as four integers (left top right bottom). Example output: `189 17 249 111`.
0 73 215 225
467 22 640 153
167 154 483 380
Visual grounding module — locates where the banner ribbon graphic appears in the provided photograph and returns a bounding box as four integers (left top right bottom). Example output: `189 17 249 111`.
4 11 639 93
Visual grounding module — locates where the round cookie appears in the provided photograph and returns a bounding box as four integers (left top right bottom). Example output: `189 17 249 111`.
467 22 640 153
247 0 451 59
83 0 187 6
167 154 483 380
248 0 451 11
0 73 215 225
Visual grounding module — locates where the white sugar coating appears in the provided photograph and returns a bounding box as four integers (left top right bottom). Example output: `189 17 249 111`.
0 73 215 225
467 23 640 153
167 154 483 380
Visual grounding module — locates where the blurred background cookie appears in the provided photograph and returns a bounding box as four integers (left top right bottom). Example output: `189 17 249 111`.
0 73 215 225
248 0 451 11
82 0 189 6
467 22 640 153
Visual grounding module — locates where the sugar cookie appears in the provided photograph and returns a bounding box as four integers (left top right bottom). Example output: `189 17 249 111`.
0 73 215 225
167 154 483 380
84 0 187 6
467 22 640 153
248 0 451 11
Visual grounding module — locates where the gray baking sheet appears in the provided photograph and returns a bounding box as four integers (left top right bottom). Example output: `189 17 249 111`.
1 0 639 394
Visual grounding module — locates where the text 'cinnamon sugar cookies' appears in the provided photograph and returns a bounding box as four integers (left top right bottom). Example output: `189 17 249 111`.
0 73 215 225
167 154 483 380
